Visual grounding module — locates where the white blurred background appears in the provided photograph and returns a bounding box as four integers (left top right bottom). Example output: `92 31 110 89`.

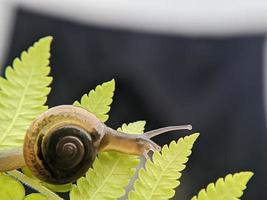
1 0 267 119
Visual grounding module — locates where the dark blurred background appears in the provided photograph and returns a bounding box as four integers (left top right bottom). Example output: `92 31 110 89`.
1 2 267 200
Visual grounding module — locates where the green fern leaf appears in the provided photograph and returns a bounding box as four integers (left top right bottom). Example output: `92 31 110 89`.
21 166 72 193
128 133 199 200
24 193 47 200
118 121 146 134
69 185 80 200
191 171 253 200
73 79 115 122
0 37 52 150
0 173 25 200
70 121 145 200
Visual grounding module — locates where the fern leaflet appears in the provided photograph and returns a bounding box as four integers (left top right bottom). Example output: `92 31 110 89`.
0 173 25 200
21 166 72 193
128 133 199 200
191 171 253 200
24 193 47 200
73 79 115 122
118 121 146 134
0 37 52 150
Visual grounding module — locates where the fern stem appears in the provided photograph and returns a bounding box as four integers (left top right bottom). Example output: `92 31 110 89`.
6 170 63 200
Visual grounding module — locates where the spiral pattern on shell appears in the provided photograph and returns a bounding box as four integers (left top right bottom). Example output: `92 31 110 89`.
23 105 102 184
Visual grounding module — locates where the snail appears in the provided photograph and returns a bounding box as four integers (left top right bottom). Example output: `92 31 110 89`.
0 105 192 184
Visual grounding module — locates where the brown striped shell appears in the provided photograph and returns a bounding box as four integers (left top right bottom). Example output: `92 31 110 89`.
23 105 104 184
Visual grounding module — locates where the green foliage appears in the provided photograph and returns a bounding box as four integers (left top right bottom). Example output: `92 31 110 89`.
0 172 59 200
0 172 60 200
0 37 63 199
0 37 254 200
24 193 47 200
70 121 145 200
6 170 62 200
128 133 199 200
191 172 253 200
0 37 52 150
0 174 25 200
0 36 69 196
73 79 115 122
118 121 146 134
43 182 72 193
21 167 72 193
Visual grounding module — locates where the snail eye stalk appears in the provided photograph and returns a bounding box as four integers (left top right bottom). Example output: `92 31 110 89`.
144 125 192 138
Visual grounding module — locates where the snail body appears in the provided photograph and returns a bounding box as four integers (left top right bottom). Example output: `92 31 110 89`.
0 105 192 184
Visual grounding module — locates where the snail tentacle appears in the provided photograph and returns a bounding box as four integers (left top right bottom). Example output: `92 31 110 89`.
144 125 192 138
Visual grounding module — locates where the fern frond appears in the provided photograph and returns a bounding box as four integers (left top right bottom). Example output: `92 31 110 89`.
73 79 115 122
7 170 62 200
191 171 253 200
21 166 72 193
70 121 145 200
0 37 52 150
128 133 199 200
24 193 47 200
69 185 80 200
118 121 146 134
0 173 25 200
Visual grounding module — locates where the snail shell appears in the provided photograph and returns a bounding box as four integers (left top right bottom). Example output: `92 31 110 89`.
23 105 103 184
